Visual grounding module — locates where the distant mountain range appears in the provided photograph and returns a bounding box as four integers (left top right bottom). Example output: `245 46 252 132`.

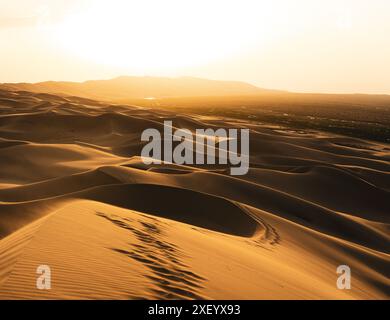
0 76 278 101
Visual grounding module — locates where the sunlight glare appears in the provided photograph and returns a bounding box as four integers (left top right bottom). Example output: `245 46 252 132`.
53 0 280 72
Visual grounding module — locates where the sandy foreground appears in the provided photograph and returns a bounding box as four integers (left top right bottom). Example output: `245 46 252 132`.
0 89 389 299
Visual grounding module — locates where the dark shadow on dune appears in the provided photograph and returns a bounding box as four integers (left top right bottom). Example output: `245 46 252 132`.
85 184 259 237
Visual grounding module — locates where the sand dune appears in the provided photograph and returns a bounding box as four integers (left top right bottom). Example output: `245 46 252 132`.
0 89 389 299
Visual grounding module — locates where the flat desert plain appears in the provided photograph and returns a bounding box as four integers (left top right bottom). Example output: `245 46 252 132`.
0 89 389 299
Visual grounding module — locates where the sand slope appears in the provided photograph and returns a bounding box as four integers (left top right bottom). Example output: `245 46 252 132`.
0 89 389 299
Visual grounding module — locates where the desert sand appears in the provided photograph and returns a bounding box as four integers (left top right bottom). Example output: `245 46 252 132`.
0 88 389 299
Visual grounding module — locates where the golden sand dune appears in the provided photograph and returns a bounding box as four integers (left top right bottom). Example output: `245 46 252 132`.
0 89 389 299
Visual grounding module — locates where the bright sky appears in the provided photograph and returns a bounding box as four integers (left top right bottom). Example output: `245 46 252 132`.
1 0 389 93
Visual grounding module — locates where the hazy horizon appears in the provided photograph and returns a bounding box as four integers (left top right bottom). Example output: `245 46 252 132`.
3 75 390 97
1 0 390 94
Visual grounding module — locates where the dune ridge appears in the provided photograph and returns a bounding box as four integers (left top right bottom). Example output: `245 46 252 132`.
0 89 389 299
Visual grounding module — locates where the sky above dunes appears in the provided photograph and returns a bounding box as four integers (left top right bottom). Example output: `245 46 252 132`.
0 0 389 93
